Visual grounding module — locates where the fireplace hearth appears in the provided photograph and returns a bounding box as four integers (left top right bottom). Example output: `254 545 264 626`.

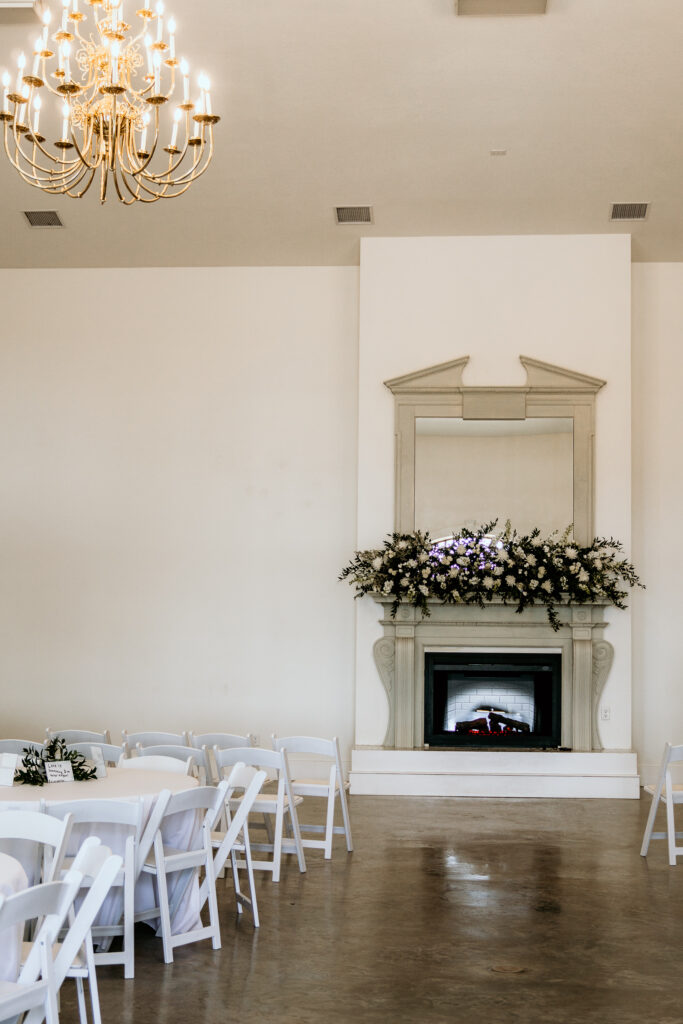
424 651 562 748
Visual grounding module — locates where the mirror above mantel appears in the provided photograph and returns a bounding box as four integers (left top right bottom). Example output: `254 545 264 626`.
385 356 606 545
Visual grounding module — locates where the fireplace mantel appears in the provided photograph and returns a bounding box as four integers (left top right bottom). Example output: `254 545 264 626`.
371 595 613 752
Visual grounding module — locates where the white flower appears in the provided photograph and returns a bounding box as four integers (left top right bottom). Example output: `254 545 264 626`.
526 553 537 566
422 568 430 578
371 557 383 570
529 580 539 589
541 580 553 592
418 552 429 563
456 544 466 556
578 568 590 583
505 575 516 586
407 559 418 568
397 540 408 550
493 566 504 576
419 584 429 596
532 536 543 547
400 577 410 587
594 559 602 570
483 576 494 589
457 556 469 567
442 556 453 566
449 567 459 577
565 546 578 559
538 566 546 578
570 563 580 574
382 580 394 594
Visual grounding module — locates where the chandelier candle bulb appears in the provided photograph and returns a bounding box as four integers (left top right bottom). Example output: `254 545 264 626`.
63 43 71 82
72 0 78 15
61 0 69 33
41 12 51 51
33 94 40 133
15 53 25 94
153 51 161 93
168 18 175 59
111 41 119 84
61 100 69 140
2 72 9 112
180 58 189 101
156 1 164 42
31 41 41 78
169 104 180 146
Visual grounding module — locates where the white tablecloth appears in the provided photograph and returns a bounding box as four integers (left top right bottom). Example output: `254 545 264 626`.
0 850 29 982
0 768 199 936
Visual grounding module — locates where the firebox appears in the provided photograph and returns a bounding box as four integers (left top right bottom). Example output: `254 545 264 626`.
424 651 562 749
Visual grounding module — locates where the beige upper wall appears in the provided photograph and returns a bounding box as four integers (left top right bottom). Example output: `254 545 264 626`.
0 266 359 755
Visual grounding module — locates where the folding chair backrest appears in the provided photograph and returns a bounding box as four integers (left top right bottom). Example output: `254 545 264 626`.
46 729 111 745
12 869 84 985
214 746 294 802
0 739 43 757
122 731 188 748
272 735 336 758
189 732 254 750
159 782 230 847
66 742 125 766
49 851 122 996
137 743 208 771
0 809 74 884
666 743 683 764
118 754 195 775
45 797 144 837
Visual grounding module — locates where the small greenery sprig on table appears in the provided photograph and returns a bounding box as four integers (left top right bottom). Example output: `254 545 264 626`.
340 521 643 630
14 736 98 786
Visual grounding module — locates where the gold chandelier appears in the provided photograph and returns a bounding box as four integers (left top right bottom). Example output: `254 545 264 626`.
0 0 220 203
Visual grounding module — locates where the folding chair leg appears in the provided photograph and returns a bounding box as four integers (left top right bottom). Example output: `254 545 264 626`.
85 935 102 1024
242 824 260 928
339 788 354 853
75 976 87 1024
123 860 135 979
641 782 664 856
323 790 336 859
154 838 175 964
272 806 284 883
666 786 678 865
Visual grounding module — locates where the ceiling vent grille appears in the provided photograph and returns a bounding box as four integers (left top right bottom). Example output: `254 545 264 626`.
24 210 63 227
455 0 547 14
335 206 373 225
610 203 649 222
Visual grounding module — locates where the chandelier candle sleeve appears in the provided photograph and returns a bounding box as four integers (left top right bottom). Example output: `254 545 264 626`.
15 53 25 94
2 72 9 111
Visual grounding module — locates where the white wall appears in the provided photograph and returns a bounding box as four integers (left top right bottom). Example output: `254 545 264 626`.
632 264 683 784
0 267 359 757
356 235 632 748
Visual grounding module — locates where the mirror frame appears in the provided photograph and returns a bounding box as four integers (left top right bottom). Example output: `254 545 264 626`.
385 355 606 545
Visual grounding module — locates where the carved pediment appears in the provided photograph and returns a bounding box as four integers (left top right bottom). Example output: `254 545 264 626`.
384 355 606 396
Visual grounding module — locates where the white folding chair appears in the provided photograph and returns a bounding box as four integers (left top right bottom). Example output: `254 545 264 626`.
66 742 125 767
641 741 683 865
122 730 188 750
214 747 306 882
23 851 123 1024
136 744 209 784
201 769 267 927
117 754 195 776
46 729 111 745
0 739 43 757
139 782 229 963
188 733 255 785
45 798 144 979
0 810 74 885
272 735 353 859
207 762 260 926
0 869 83 1024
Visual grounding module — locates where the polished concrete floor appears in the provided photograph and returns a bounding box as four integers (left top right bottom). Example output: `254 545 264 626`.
61 793 682 1024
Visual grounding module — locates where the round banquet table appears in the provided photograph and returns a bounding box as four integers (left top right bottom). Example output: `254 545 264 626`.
0 850 29 982
0 767 199 936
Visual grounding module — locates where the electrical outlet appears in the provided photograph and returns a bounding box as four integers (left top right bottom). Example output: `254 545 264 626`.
251 734 260 747
600 706 610 722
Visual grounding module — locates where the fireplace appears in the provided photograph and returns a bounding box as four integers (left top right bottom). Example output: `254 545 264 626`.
424 651 562 749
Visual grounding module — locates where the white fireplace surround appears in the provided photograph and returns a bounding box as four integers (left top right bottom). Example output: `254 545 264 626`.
349 597 639 798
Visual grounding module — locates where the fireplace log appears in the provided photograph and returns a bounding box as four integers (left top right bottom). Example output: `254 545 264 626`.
489 712 530 733
456 717 490 734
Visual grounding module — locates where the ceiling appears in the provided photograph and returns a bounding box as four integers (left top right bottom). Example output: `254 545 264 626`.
0 0 680 267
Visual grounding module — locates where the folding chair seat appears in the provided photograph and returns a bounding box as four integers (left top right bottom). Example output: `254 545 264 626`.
641 741 683 865
136 744 208 784
0 810 73 885
201 769 267 927
118 754 195 775
188 733 255 784
45 798 144 979
0 868 84 1024
46 729 111 745
272 735 353 859
66 741 125 767
23 848 122 1024
139 782 229 963
214 747 306 883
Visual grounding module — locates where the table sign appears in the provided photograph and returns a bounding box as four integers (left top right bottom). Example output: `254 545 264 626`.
45 761 75 784
88 746 107 778
0 753 19 787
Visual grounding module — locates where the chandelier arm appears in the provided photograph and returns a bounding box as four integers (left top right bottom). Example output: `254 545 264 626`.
4 125 81 183
154 130 212 187
117 162 164 202
66 164 98 198
128 104 162 177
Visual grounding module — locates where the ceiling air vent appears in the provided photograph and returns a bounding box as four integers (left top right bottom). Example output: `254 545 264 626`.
610 203 649 222
23 210 63 227
335 206 373 225
455 0 547 14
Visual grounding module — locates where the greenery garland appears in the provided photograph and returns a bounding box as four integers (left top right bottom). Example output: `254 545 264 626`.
340 521 643 631
14 736 98 786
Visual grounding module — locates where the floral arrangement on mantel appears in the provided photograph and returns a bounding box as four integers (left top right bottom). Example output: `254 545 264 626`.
14 736 97 786
340 522 643 631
